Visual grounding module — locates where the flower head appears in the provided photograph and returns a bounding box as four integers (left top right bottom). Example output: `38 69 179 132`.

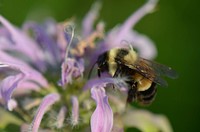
0 0 173 132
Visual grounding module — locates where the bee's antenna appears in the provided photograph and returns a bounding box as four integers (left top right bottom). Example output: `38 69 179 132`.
129 44 134 51
88 62 97 79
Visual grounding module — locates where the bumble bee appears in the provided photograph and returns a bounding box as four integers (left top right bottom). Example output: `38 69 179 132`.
96 47 178 105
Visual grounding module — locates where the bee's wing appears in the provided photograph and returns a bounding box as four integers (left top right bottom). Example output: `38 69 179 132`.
124 58 178 87
140 58 178 79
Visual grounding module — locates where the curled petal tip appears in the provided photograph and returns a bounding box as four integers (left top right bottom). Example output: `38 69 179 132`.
60 58 84 87
7 99 17 111
0 73 24 110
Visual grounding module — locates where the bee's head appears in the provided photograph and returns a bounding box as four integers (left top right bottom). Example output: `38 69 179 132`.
96 52 108 77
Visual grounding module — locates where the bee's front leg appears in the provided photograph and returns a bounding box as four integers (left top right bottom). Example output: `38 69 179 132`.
113 65 122 78
110 65 122 90
97 68 101 77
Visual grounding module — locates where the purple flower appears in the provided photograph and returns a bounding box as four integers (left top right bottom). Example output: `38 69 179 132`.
0 0 173 132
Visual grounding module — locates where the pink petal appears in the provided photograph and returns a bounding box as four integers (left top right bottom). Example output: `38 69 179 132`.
56 24 68 60
0 53 49 88
7 99 17 111
0 15 46 70
116 0 158 42
56 106 67 129
0 73 24 110
30 93 60 132
59 58 84 87
123 30 157 59
23 22 61 65
90 87 113 132
82 2 101 37
95 0 158 60
83 77 128 92
70 96 79 126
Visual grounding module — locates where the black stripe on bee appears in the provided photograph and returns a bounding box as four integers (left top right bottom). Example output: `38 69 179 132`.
127 87 137 103
137 92 157 105
137 82 157 105
115 49 129 64
137 82 157 98
96 52 109 76
117 49 129 57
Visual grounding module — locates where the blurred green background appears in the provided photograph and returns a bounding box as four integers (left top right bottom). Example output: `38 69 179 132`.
0 0 199 131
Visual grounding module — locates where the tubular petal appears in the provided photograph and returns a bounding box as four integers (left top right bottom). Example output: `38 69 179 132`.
71 96 79 126
0 73 24 110
116 0 158 41
30 93 60 132
56 106 67 129
90 87 113 132
60 58 84 86
95 0 158 60
0 56 48 89
83 77 128 91
82 1 102 37
23 23 61 65
0 15 46 69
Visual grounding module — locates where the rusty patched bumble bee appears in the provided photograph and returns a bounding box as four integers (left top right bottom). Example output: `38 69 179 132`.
95 47 178 105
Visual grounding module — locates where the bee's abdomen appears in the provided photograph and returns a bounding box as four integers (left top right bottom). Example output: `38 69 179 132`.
136 82 157 105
